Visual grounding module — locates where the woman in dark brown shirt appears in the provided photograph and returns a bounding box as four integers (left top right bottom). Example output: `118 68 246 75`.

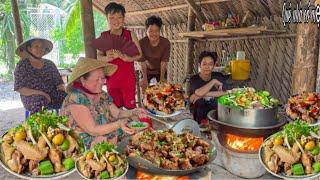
189 51 229 124
139 16 171 90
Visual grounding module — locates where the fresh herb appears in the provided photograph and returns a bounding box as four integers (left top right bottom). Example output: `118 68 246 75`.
282 120 318 144
93 142 116 158
26 109 68 138
13 124 25 132
131 122 146 128
218 88 279 109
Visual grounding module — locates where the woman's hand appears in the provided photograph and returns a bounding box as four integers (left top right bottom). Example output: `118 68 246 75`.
106 50 120 62
119 119 135 135
132 108 147 119
40 91 51 102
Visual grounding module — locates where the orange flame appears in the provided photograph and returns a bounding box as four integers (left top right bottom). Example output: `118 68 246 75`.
225 133 263 152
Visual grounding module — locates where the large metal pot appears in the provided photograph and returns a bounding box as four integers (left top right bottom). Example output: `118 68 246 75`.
217 102 279 128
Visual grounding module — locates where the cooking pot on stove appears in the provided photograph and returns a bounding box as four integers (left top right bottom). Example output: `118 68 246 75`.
218 102 278 128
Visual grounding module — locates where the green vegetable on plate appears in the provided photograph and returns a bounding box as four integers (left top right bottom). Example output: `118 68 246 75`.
292 163 304 176
62 158 75 170
38 160 54 175
100 170 110 179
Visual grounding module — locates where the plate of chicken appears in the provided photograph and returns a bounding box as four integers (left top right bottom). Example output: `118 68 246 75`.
118 129 216 176
143 82 186 118
0 110 84 179
286 92 320 125
259 120 320 179
76 142 128 180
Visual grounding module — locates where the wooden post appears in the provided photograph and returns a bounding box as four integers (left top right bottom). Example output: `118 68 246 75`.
80 0 97 59
184 0 207 25
11 0 23 45
185 7 196 95
292 0 319 94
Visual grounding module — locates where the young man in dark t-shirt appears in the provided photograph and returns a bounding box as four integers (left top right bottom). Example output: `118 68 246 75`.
189 51 229 124
139 16 171 91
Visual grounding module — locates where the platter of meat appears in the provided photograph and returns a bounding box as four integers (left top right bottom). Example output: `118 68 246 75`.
286 92 320 124
259 120 320 179
0 110 84 179
143 82 186 118
118 129 216 176
76 142 128 180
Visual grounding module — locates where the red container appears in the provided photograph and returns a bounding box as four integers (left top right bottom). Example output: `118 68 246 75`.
139 117 153 129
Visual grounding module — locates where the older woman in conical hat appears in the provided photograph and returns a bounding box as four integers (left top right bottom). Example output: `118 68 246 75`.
14 38 67 114
61 57 145 149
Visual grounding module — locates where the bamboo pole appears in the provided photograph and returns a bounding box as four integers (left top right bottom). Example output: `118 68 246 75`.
11 0 23 45
292 0 319 94
185 7 196 95
184 0 207 25
80 0 97 59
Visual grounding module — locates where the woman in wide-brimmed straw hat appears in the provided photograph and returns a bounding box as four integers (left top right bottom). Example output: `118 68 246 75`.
14 38 67 114
61 57 146 149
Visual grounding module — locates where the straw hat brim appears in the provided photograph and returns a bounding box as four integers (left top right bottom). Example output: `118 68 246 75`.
15 38 53 57
66 57 118 92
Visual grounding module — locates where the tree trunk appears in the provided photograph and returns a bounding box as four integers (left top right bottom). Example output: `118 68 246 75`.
80 0 96 59
11 0 23 45
291 0 319 94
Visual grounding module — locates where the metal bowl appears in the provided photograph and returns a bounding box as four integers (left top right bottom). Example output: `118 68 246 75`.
218 103 279 128
0 131 76 180
208 110 287 138
117 131 216 176
75 159 129 180
259 135 320 179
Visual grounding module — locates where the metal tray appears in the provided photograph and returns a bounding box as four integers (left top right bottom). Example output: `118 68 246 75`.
117 130 216 176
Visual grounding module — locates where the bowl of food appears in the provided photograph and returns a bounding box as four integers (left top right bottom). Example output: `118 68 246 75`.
143 82 186 118
118 129 216 176
76 142 128 180
259 120 320 179
286 92 320 125
127 121 149 132
218 87 280 127
0 110 84 179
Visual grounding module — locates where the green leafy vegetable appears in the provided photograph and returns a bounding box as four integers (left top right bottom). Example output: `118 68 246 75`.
131 122 146 128
93 142 116 158
26 109 68 138
218 88 279 109
282 120 319 145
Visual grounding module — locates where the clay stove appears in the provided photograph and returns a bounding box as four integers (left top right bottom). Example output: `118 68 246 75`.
208 110 286 178
212 131 266 178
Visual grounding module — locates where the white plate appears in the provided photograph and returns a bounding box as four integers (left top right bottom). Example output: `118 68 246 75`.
76 159 129 180
259 135 320 179
145 108 185 118
127 121 149 131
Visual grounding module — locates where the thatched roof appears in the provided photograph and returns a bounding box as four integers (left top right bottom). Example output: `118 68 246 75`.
92 0 297 26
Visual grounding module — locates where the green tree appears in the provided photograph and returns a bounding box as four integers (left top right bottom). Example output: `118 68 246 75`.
0 0 32 79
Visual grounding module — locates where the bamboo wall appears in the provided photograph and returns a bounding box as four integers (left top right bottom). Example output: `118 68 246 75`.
130 16 299 104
